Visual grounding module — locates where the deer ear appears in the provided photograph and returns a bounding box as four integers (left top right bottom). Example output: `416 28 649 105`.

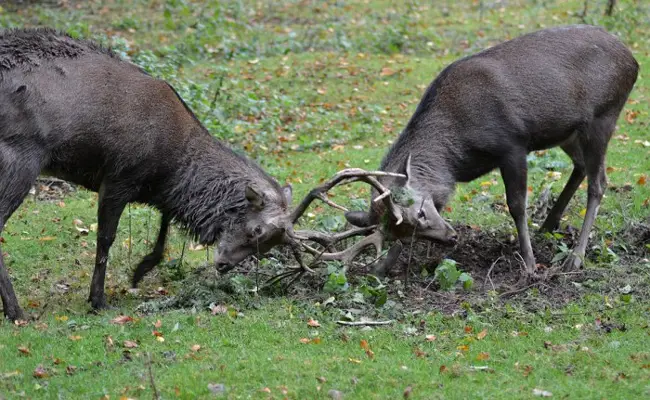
397 154 412 183
282 184 293 205
245 185 265 209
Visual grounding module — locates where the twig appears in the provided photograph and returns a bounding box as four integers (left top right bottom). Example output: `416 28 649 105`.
336 320 394 326
499 282 539 298
146 352 160 400
483 256 503 291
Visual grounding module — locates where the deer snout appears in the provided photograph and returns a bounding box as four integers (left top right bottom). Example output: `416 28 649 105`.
445 223 458 244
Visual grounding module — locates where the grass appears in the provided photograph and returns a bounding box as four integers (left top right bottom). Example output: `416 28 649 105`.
1 0 649 398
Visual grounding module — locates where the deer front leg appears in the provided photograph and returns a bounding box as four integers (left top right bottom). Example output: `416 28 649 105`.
500 154 536 277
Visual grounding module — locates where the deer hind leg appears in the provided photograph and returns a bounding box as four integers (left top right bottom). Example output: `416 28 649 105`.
0 141 44 320
89 182 128 310
540 138 586 233
500 151 536 276
563 115 616 270
131 212 170 288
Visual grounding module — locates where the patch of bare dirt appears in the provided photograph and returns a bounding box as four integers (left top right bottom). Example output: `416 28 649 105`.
138 219 650 316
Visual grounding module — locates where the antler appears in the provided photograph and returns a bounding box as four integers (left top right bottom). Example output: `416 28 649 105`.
289 168 405 225
301 230 385 268
275 168 406 281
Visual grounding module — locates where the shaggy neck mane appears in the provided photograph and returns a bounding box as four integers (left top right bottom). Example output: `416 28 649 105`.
164 138 283 245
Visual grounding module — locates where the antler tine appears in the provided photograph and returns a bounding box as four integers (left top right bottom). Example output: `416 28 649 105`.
293 225 377 247
289 168 405 224
301 230 384 267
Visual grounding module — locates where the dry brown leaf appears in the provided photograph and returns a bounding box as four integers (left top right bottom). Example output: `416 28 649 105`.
191 344 201 352
476 329 488 340
360 339 370 350
307 318 321 328
110 315 134 325
210 304 228 315
123 340 138 348
477 352 490 361
33 365 48 378
425 335 436 342
18 346 30 356
153 319 162 328
68 335 82 341
638 175 647 185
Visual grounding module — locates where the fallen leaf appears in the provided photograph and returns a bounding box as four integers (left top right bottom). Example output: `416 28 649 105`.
66 365 77 375
625 109 638 124
260 387 271 393
360 340 370 351
307 318 321 328
68 335 82 341
18 346 30 356
425 335 436 342
123 340 138 348
210 304 228 315
380 67 397 77
39 236 56 242
476 329 488 340
477 352 490 361
111 315 134 325
299 338 311 344
348 358 361 364
191 344 201 352
153 319 162 328
106 336 115 347
14 319 29 327
207 383 225 395
464 326 472 333
523 365 534 377
328 389 343 399
152 330 163 337
311 337 322 344
638 175 647 185
414 347 427 358
457 345 469 352
532 388 552 397
365 349 375 360
33 365 48 378
156 336 165 343
403 385 413 398
439 365 448 374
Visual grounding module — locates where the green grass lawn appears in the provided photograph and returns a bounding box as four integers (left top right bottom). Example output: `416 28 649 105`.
1 0 650 398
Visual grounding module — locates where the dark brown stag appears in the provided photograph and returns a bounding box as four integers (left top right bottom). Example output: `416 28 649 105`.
0 28 293 320
341 25 639 279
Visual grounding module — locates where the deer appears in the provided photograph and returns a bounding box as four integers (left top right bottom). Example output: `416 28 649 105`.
297 25 639 280
0 28 295 321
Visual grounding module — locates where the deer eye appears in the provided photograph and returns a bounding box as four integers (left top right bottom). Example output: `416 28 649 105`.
253 225 263 236
417 209 426 220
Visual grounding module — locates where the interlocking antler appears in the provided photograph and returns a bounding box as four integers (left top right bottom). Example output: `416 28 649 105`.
289 168 405 225
301 230 385 268
271 168 406 285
